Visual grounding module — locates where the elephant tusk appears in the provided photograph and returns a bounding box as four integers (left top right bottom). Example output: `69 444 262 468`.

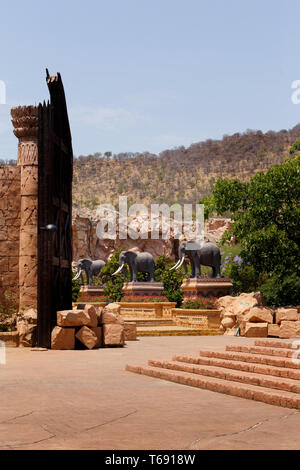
169 259 181 271
112 263 125 276
176 256 185 270
72 268 82 281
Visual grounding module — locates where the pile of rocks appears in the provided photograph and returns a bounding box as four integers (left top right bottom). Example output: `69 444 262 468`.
16 308 37 347
217 292 300 338
51 302 136 350
271 308 300 339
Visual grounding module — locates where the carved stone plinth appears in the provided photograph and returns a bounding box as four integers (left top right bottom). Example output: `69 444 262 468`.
181 278 233 300
11 106 39 310
79 285 105 297
122 282 164 298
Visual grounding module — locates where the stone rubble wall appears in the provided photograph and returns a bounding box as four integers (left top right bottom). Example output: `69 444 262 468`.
72 211 232 262
0 166 21 305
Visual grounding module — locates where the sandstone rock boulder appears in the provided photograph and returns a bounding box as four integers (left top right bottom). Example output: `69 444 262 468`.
223 327 238 336
103 324 125 346
101 303 124 325
241 322 268 338
216 292 266 334
243 307 274 324
124 322 137 341
76 303 103 325
51 327 75 350
83 305 98 327
16 308 38 347
276 308 299 324
75 326 99 349
57 309 91 327
279 321 300 339
90 327 102 348
268 324 280 337
94 305 104 325
22 308 37 324
221 316 236 330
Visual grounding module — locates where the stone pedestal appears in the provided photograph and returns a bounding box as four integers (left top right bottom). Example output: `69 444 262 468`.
181 278 233 301
122 282 164 298
11 106 39 310
80 285 105 297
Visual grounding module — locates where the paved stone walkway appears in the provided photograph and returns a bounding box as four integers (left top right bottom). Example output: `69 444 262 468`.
1 336 300 450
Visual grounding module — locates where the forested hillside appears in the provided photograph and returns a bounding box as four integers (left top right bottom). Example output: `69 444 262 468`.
73 125 300 210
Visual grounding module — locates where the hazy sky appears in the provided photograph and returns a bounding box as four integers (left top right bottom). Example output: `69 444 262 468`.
1 0 300 158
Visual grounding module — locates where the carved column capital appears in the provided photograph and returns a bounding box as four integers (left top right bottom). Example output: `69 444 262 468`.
11 106 39 167
11 106 38 138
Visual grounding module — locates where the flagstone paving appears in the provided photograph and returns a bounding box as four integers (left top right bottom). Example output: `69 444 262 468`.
0 336 299 450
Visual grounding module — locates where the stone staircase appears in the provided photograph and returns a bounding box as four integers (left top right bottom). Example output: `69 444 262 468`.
126 339 300 409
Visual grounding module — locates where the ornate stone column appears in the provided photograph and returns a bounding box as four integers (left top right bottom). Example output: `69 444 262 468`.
11 106 39 310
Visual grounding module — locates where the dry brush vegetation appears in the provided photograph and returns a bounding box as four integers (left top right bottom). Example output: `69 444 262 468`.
73 125 300 210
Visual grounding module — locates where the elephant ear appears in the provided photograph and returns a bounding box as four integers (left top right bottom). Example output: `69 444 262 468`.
83 259 93 267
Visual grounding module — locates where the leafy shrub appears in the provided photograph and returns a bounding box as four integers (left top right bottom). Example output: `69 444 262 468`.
154 255 184 307
0 292 17 331
72 279 81 302
260 273 300 307
181 296 217 310
221 251 267 295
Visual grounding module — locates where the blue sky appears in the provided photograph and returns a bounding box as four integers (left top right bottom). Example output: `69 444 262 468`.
1 0 300 158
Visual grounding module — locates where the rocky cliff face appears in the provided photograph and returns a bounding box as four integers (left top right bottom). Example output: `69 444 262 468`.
72 208 232 262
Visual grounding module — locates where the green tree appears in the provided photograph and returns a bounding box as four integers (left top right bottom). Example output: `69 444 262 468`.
154 255 184 306
204 155 300 306
101 250 129 302
199 195 216 219
72 280 81 302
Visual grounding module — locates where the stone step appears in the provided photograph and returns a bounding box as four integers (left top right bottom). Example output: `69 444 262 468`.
226 344 300 359
148 359 300 394
137 328 221 337
254 339 300 350
173 354 300 381
126 364 300 410
199 349 300 370
124 318 174 327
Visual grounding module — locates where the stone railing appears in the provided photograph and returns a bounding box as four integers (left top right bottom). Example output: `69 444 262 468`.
118 302 176 318
74 301 177 318
172 308 221 330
